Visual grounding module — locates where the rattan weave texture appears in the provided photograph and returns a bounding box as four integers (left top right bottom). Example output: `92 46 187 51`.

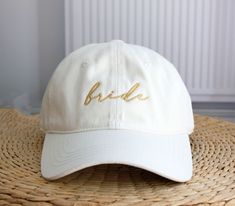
0 109 234 206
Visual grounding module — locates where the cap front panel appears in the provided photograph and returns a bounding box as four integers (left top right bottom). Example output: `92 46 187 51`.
41 43 116 131
115 44 194 134
41 41 194 134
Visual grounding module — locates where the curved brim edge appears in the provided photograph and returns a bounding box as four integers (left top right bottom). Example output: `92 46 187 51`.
41 130 192 182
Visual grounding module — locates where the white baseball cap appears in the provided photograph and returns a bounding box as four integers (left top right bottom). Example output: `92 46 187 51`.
40 40 194 182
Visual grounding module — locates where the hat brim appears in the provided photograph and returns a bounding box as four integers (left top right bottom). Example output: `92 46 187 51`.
41 130 192 182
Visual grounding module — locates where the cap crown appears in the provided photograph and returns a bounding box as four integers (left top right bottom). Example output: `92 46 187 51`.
41 40 194 135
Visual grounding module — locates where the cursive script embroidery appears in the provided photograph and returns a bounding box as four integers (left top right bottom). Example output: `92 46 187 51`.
84 82 149 105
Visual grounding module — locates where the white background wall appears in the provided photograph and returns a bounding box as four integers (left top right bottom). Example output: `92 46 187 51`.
0 0 235 120
66 0 235 102
0 0 64 113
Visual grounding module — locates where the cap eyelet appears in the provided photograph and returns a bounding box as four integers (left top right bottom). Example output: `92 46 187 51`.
81 62 88 69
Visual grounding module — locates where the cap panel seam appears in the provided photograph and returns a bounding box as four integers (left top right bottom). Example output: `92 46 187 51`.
44 126 192 136
109 42 115 127
113 41 119 128
116 41 120 127
118 41 123 125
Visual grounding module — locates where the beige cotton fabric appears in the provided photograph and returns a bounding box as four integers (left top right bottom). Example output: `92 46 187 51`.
40 40 193 134
40 40 194 181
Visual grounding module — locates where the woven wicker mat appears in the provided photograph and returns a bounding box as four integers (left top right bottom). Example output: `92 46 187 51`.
0 109 234 206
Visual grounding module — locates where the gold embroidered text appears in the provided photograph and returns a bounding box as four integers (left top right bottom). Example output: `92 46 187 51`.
84 82 149 105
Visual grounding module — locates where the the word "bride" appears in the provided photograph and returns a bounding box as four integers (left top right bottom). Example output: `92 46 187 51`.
84 82 149 105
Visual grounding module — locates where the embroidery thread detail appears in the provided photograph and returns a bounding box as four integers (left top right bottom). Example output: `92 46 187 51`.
84 82 149 105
